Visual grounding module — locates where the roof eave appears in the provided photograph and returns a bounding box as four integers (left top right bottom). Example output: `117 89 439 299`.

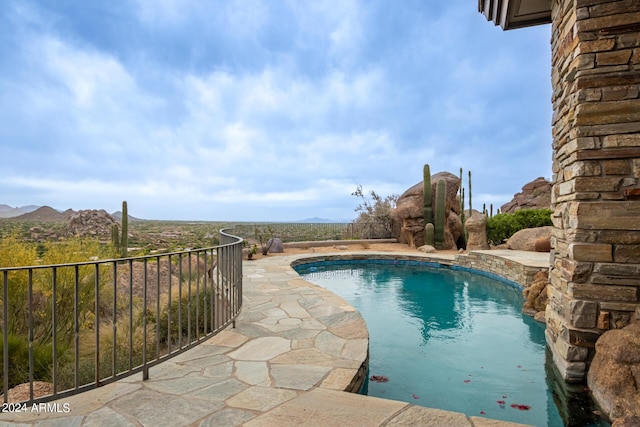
479 0 552 30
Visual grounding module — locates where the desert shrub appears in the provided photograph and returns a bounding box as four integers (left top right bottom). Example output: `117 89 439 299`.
157 286 215 345
0 238 112 339
0 236 38 269
0 334 65 389
0 237 115 388
56 304 157 389
254 225 275 255
0 237 38 338
352 185 398 238
486 208 553 245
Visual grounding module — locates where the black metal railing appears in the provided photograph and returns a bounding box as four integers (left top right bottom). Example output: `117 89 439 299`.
233 221 393 243
0 229 243 404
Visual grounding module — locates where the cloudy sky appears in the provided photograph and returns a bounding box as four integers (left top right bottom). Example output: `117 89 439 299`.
1 1 552 221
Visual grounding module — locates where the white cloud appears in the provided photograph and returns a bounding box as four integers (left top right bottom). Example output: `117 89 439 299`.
0 0 553 221
26 35 135 110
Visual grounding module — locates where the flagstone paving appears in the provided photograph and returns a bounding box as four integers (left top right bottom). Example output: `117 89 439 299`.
0 251 537 427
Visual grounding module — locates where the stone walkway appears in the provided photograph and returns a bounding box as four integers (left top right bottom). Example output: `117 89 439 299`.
0 252 535 427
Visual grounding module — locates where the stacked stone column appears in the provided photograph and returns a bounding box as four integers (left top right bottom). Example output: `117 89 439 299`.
547 0 640 382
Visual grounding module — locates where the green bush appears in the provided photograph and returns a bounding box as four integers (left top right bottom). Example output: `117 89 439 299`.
486 208 553 245
0 335 64 389
158 286 215 345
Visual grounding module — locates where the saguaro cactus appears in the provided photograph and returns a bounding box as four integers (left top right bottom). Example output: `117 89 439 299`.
468 170 473 214
424 222 435 247
423 164 432 225
111 223 120 250
121 200 128 258
434 179 446 249
459 167 465 227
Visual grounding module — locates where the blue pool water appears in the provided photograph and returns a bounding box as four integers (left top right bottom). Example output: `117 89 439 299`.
295 260 604 427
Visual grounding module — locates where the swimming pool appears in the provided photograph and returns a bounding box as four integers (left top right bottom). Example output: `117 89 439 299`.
294 259 604 427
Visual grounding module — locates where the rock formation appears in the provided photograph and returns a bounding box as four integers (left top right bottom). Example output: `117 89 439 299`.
64 209 120 239
394 184 424 248
588 322 640 425
500 177 552 213
394 172 463 249
27 226 60 243
465 212 489 250
506 226 553 251
523 270 549 321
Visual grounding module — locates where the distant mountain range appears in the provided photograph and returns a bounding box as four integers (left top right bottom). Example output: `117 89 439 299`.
0 205 75 222
1 205 347 223
0 205 144 222
296 217 347 223
0 204 42 218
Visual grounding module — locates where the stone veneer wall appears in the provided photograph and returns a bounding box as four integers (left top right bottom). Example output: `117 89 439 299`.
292 252 544 290
547 0 640 382
454 252 546 289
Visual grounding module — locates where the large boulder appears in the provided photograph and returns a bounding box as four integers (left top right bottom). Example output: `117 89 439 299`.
588 322 640 424
394 183 426 248
501 177 552 213
506 226 553 251
465 212 489 250
267 237 284 253
394 172 463 249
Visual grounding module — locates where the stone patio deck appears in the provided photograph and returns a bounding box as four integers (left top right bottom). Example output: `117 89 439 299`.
0 251 541 427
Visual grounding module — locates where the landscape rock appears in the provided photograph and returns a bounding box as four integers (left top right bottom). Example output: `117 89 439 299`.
523 270 549 314
394 184 424 248
588 322 640 424
394 172 463 249
417 245 436 253
267 238 284 253
399 217 423 249
501 177 552 213
506 226 553 251
0 381 53 403
465 212 489 250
